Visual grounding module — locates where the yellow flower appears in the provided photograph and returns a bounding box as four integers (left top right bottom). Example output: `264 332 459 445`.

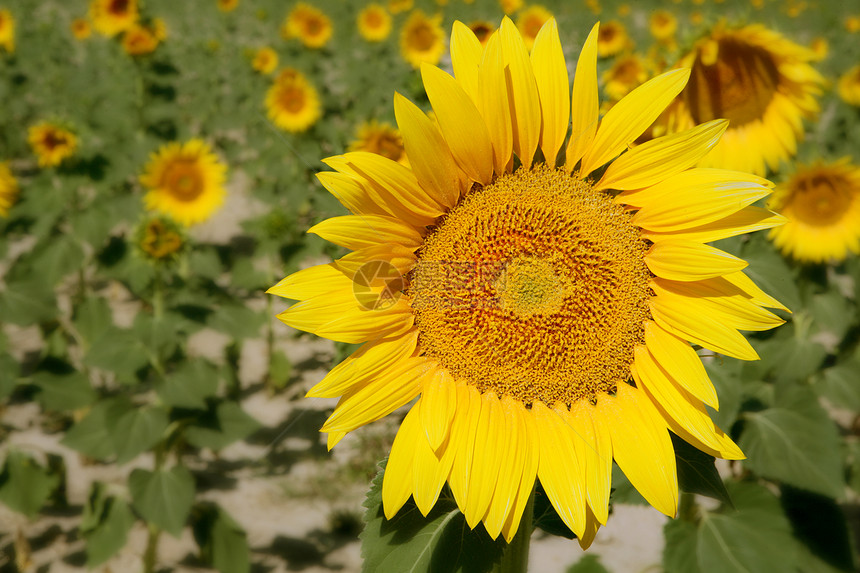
252 47 278 74
137 216 185 261
140 139 227 226
348 120 408 165
597 20 629 57
602 52 650 102
122 20 164 56
656 24 824 176
89 0 138 37
28 123 78 168
649 10 677 42
845 15 860 33
269 19 785 546
0 9 14 53
0 162 18 217
265 68 322 133
768 159 860 263
281 3 332 49
499 0 523 15
71 18 92 40
468 20 496 47
217 0 238 13
809 37 828 61
399 10 445 69
358 4 392 43
838 64 860 107
516 5 553 51
389 0 414 14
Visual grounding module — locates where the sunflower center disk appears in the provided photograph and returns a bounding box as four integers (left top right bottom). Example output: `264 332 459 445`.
165 162 204 201
793 175 851 226
410 165 652 407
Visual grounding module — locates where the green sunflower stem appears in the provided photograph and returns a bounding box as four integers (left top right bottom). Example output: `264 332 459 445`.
143 522 160 573
495 486 535 573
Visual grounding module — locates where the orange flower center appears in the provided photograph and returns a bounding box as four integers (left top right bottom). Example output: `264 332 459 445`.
109 0 131 16
407 22 436 51
164 162 204 201
278 83 307 113
791 174 852 226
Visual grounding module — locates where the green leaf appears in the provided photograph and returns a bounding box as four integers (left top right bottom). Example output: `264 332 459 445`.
207 304 265 340
663 519 701 573
361 462 507 573
0 352 20 399
129 466 195 537
185 402 261 451
157 360 221 409
739 387 843 498
704 358 743 430
192 503 250 573
133 311 180 364
848 440 860 496
809 292 854 342
609 463 647 506
0 451 60 517
697 482 797 573
740 241 801 312
84 326 150 382
780 486 856 573
230 257 269 292
112 405 170 464
84 493 135 567
32 235 86 286
0 277 57 325
188 248 223 280
816 359 860 412
73 297 114 349
758 322 827 383
32 371 98 412
61 398 134 460
672 434 732 506
267 349 292 390
566 554 611 573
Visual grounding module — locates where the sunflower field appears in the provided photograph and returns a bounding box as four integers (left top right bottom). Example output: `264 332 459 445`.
1 0 859 572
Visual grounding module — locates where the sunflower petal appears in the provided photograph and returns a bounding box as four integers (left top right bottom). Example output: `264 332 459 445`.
645 240 748 282
308 214 424 251
484 395 526 540
413 399 457 516
311 297 415 344
383 406 420 518
566 22 599 173
316 171 389 217
419 368 458 451
448 383 483 512
642 207 786 244
722 271 790 312
450 21 483 107
643 321 717 409
480 32 514 174
531 18 569 166
465 392 506 528
500 400 538 543
568 400 611 525
267 263 349 300
499 17 541 169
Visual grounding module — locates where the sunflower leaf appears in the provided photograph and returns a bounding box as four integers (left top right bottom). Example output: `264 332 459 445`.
129 466 196 537
191 502 250 573
0 451 60 518
671 434 732 506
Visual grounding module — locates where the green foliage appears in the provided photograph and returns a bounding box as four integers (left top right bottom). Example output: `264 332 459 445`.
0 451 60 518
32 370 98 412
192 503 251 573
129 466 196 537
81 482 136 567
184 401 262 451
566 555 611 573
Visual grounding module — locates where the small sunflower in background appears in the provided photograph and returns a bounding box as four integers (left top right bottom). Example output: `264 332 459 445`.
135 215 186 262
281 3 332 50
357 4 392 43
399 10 445 69
649 10 677 44
0 9 14 54
140 139 227 226
217 0 238 13
252 47 278 75
122 18 166 56
516 5 552 51
597 20 629 57
602 52 651 102
388 0 413 15
838 64 860 107
265 68 322 133
468 20 495 47
656 23 824 177
809 37 828 61
769 159 860 263
71 18 92 40
348 120 408 165
499 0 523 15
0 162 18 217
89 0 139 37
28 122 78 168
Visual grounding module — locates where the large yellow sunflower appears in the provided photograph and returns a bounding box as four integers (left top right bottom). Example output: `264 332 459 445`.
269 19 786 547
0 9 14 54
399 10 445 69
281 3 332 49
139 139 227 226
0 162 18 217
89 0 138 37
655 23 824 177
265 68 322 133
768 159 860 263
28 122 78 168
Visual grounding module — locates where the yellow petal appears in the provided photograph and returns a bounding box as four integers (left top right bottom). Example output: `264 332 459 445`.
308 214 424 251
499 17 541 169
645 240 748 282
419 368 458 451
580 68 690 175
465 392 505 528
483 395 526 540
421 63 494 185
577 505 601 550
642 207 786 244
326 431 347 450
480 32 514 174
568 400 611 525
530 18 569 166
643 321 717 409
595 120 728 191
595 384 678 517
566 23 599 173
722 271 790 312
499 399 538 543
332 243 417 279
316 171 389 217
383 405 420 518
393 92 461 208
413 397 457 516
448 383 482 512
450 21 483 107
267 263 350 301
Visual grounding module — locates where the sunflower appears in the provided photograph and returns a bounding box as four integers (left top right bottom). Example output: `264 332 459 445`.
265 68 322 133
0 9 14 53
399 10 445 69
468 20 495 47
89 0 138 37
499 0 523 15
357 4 392 43
389 0 413 14
140 139 227 226
654 23 823 177
217 0 238 13
649 10 677 42
348 120 408 165
516 5 553 51
28 122 78 168
252 47 278 74
597 20 629 57
603 52 650 102
136 215 186 261
0 162 18 217
269 18 786 546
121 20 164 56
768 159 860 263
71 18 92 40
281 3 332 49
838 64 860 107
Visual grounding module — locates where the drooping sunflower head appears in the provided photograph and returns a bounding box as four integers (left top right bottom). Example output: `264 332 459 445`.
71 18 92 40
0 8 15 53
516 5 552 51
656 23 824 177
217 0 239 13
768 159 860 263
139 139 227 226
121 20 164 56
89 0 138 37
270 18 786 547
348 120 408 166
0 162 18 218
28 122 78 168
838 64 860 107
399 10 445 69
281 3 333 49
252 47 278 75
357 3 392 43
597 19 629 57
135 214 186 262
265 68 322 133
